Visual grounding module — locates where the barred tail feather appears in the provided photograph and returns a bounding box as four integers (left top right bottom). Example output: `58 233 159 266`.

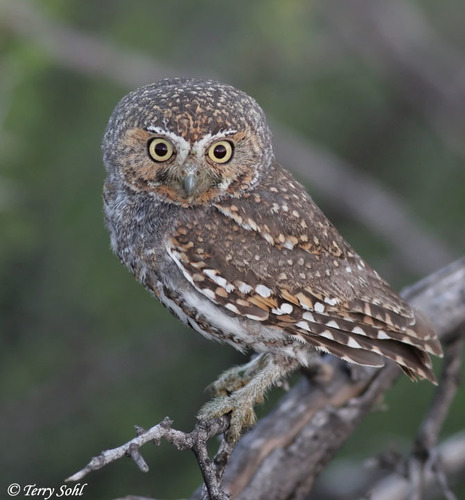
289 318 439 383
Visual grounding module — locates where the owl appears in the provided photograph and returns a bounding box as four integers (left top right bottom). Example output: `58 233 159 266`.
103 78 442 441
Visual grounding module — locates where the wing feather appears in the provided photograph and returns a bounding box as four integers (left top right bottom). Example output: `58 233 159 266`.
166 161 441 382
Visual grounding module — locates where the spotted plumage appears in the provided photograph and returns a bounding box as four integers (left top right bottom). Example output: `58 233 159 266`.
103 78 442 440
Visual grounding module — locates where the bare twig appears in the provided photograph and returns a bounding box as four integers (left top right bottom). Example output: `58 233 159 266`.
188 420 232 500
66 415 231 500
0 0 456 275
65 417 173 481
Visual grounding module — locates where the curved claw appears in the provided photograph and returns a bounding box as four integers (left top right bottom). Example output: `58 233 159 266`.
198 394 256 442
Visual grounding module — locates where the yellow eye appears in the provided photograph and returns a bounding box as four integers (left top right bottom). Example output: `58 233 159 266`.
207 140 234 164
148 137 174 162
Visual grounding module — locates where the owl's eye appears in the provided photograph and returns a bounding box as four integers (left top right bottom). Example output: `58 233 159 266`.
207 140 234 164
148 138 174 162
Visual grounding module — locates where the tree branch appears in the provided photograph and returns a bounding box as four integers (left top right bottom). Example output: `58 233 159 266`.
66 416 232 500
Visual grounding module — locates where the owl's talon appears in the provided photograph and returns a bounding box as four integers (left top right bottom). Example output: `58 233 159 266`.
198 394 257 442
199 353 298 441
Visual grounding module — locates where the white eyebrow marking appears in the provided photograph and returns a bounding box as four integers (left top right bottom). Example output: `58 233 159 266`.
192 130 238 157
146 126 191 161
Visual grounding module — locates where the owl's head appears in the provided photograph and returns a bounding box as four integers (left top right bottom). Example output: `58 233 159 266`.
103 78 274 206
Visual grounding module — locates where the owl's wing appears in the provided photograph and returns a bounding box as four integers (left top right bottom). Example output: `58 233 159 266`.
166 164 441 381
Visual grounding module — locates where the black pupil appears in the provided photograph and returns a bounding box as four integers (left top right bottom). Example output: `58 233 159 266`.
155 142 168 157
214 144 227 159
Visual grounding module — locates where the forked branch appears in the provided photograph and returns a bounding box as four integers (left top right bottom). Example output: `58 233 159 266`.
67 416 232 500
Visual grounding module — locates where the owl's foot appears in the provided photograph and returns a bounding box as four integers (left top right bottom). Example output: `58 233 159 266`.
198 391 256 443
206 354 271 397
198 353 298 442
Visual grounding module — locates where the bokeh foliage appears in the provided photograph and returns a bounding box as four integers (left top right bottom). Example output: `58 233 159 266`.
1 1 464 498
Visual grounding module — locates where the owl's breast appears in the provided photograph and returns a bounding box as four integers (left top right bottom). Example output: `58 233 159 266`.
104 179 176 275
103 177 220 287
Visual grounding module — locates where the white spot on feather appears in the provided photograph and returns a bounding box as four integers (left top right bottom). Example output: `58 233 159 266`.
263 233 274 245
314 302 325 313
245 313 267 321
256 284 272 298
225 303 240 314
352 326 367 336
247 218 258 231
347 337 362 349
201 288 217 300
237 282 252 294
280 303 293 314
324 297 338 306
283 240 295 250
303 312 315 322
204 269 235 292
319 330 335 341
296 321 311 331
273 303 293 315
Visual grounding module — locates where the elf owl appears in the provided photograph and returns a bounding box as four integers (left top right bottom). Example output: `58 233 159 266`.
103 78 442 441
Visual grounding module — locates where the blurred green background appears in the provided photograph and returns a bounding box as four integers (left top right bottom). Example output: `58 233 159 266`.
1 1 464 499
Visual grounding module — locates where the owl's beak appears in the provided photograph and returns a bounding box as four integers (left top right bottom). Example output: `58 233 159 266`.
178 164 218 202
183 171 197 196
